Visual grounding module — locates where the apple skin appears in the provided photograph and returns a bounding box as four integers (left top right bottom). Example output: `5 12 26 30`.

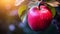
28 5 53 31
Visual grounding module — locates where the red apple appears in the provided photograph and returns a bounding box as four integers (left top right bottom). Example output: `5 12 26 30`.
28 4 53 31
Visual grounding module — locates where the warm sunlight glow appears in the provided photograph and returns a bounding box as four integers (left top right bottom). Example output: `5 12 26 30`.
0 0 15 10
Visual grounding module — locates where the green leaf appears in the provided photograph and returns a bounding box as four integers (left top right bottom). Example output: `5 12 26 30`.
46 4 56 17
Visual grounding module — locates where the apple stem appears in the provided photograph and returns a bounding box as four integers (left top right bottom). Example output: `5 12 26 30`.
38 0 45 10
38 3 41 10
38 2 44 10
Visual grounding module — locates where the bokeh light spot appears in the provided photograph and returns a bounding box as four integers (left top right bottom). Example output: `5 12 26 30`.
9 9 18 16
5 4 11 10
9 24 15 31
